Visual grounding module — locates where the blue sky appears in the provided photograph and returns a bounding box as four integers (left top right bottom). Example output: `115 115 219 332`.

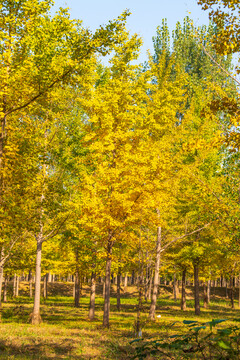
53 0 210 63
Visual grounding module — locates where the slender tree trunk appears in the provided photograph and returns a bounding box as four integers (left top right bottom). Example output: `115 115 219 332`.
194 262 200 315
131 270 135 285
207 279 211 304
43 274 48 299
173 273 178 301
48 273 52 283
149 226 161 320
181 268 186 311
3 275 8 303
103 279 105 298
13 273 16 297
74 270 80 307
238 274 240 308
103 235 113 328
148 269 153 301
230 277 235 309
31 236 43 324
16 276 19 297
203 282 208 308
29 270 33 298
73 275 75 298
89 271 96 320
117 267 121 311
136 266 143 337
0 272 3 309
124 274 128 293
0 248 4 309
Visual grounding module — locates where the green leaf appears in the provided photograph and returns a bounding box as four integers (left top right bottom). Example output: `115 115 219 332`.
192 326 206 332
183 320 198 325
217 340 231 350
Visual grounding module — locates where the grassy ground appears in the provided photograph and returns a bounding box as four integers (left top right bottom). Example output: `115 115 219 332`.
0 282 239 359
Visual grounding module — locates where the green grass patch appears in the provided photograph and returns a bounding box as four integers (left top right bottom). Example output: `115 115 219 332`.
0 283 240 359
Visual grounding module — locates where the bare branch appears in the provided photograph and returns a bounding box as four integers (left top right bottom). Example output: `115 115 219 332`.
161 223 211 252
201 43 240 87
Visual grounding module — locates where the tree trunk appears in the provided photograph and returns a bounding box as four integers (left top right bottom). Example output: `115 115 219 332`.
207 279 211 304
31 236 43 324
131 270 135 285
29 270 33 298
149 226 161 320
238 274 240 308
145 263 149 301
124 274 128 293
117 267 121 311
181 268 186 311
103 279 105 298
103 235 113 328
13 273 16 297
230 277 235 309
48 273 52 283
0 265 4 308
203 282 208 308
43 273 48 299
136 266 143 337
16 275 19 297
74 270 80 307
89 271 96 320
73 275 75 298
173 273 178 301
194 263 200 315
3 275 8 303
148 269 153 301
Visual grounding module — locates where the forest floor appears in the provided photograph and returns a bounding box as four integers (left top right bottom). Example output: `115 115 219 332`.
0 282 239 359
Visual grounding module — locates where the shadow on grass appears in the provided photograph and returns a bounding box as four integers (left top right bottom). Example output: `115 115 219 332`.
0 329 132 360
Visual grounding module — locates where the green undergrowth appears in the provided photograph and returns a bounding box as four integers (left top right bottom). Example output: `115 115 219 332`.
0 283 239 359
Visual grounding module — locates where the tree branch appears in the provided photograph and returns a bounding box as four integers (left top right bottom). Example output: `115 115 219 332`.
200 43 240 87
161 223 211 252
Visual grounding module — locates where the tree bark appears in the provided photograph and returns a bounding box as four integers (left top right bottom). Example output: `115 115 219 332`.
43 273 48 299
13 273 16 297
74 270 80 307
48 272 52 283
238 274 240 308
29 270 33 298
89 271 96 320
103 279 105 298
31 235 43 324
103 234 113 328
148 269 153 301
73 275 75 298
3 275 8 303
207 279 211 304
230 277 235 309
131 270 135 285
194 262 200 315
181 268 186 310
0 263 4 309
149 226 161 320
124 274 128 293
117 267 121 311
16 275 19 297
173 273 178 301
136 266 143 337
203 282 208 308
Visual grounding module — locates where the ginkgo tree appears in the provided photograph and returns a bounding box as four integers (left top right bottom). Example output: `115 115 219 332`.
0 0 138 324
